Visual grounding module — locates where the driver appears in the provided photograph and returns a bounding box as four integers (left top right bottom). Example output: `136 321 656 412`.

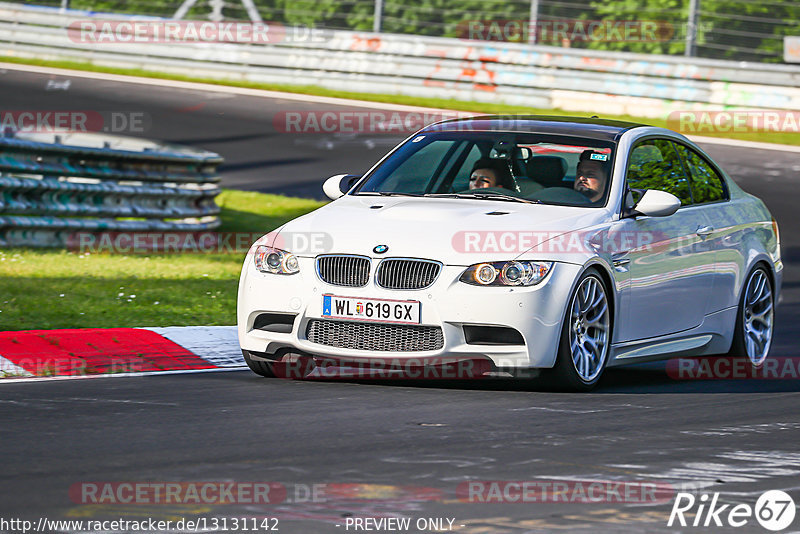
469 158 513 190
574 150 609 203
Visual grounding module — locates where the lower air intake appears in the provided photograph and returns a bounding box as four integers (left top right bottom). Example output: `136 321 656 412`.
306 319 444 352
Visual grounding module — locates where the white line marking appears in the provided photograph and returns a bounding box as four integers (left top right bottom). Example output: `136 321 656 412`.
644 450 800 486
688 134 800 153
0 366 247 384
509 406 607 413
143 325 244 367
40 397 179 406
0 355 34 377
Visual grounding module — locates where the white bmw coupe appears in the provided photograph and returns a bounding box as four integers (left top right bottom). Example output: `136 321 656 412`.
238 116 781 390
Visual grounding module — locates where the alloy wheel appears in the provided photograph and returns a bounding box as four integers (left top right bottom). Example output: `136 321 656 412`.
568 276 610 382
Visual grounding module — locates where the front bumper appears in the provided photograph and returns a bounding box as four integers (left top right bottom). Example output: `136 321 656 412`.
237 256 583 370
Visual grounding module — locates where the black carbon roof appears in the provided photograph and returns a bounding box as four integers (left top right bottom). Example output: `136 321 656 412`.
420 115 649 141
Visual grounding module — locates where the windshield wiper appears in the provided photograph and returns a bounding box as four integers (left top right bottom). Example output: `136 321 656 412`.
356 192 425 197
426 192 540 204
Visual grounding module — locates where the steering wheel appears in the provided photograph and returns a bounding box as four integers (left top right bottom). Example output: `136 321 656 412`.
530 187 592 204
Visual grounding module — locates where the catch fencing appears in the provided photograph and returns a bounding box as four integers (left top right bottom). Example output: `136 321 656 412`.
0 2 798 118
5 0 799 64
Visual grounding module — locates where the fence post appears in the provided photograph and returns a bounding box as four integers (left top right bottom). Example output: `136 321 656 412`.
373 0 383 33
685 0 700 57
528 0 539 44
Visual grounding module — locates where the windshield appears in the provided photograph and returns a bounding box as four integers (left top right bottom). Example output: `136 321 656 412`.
353 132 616 207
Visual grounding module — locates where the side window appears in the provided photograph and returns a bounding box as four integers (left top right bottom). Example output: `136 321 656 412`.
626 139 692 206
675 144 727 203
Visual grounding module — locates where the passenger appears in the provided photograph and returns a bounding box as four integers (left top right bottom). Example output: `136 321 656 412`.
574 150 609 203
469 158 513 190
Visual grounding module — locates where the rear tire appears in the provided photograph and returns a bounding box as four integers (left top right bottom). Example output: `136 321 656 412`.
727 265 774 365
241 349 277 378
545 269 611 391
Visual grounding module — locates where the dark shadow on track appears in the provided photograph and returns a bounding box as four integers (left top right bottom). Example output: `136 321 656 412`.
237 361 800 394
219 157 321 172
171 132 277 145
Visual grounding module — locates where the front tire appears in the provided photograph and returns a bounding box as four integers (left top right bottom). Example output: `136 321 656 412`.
546 269 611 391
242 349 277 377
728 266 774 365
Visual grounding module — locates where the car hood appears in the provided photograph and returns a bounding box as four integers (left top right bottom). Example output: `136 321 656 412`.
267 196 610 264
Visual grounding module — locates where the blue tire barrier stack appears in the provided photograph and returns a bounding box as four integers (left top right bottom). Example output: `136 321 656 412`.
0 133 223 248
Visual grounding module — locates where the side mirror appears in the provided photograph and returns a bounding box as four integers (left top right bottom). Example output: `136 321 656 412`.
323 174 360 200
631 189 681 217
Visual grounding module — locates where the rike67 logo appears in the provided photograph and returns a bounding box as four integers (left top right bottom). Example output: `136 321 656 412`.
668 490 796 531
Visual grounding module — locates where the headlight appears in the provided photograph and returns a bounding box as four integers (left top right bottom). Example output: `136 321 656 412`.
254 246 300 275
460 261 552 287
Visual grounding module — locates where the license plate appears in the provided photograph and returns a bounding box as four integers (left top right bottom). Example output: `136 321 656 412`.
322 295 421 324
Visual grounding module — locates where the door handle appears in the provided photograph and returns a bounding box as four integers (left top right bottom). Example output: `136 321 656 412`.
696 225 714 237
612 253 630 271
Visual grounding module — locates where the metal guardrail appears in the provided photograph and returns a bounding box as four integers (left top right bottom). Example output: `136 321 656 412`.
0 132 222 247
0 3 799 116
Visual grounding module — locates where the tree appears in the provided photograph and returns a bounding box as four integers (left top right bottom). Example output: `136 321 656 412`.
590 0 800 62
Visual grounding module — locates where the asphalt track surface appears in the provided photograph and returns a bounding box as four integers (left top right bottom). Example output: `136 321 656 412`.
2 66 800 533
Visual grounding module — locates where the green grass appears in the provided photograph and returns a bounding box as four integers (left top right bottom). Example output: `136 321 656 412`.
0 190 325 331
2 55 798 146
215 189 324 233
